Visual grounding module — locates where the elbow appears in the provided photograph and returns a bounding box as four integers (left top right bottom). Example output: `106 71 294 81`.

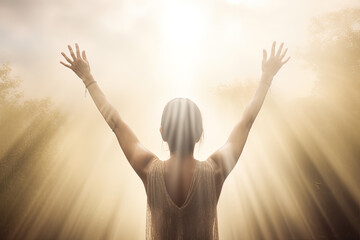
241 111 255 130
247 119 254 129
110 120 117 132
242 117 254 129
110 110 122 132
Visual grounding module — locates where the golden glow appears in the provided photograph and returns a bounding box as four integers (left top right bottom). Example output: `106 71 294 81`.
160 1 206 98
1 1 359 240
227 0 268 6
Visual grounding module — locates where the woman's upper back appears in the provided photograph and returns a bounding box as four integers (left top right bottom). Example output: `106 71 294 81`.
145 158 219 240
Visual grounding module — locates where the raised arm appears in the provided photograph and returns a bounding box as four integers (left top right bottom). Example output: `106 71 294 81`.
207 41 290 198
60 43 157 185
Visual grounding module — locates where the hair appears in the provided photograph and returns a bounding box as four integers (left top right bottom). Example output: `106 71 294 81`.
161 98 203 156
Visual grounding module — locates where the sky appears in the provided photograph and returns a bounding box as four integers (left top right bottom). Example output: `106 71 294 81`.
1 0 359 160
1 0 359 103
1 0 359 239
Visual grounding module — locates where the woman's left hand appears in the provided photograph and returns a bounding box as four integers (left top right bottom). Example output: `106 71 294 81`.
60 43 91 81
261 41 290 81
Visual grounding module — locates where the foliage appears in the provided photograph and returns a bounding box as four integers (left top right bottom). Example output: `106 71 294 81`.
0 63 65 239
304 8 360 105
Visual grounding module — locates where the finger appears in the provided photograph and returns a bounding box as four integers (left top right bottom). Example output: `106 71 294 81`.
68 45 76 60
75 43 81 58
61 52 72 64
276 42 284 57
271 41 276 57
281 56 291 65
262 49 267 62
82 50 88 61
280 48 288 60
60 61 72 68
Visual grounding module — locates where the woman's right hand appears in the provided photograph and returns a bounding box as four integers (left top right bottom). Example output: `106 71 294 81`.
261 41 290 82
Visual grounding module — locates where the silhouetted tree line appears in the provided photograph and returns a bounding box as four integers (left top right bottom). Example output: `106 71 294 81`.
0 63 65 239
294 8 360 239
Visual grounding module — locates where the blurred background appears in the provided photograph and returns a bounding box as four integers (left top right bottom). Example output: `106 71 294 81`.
0 0 359 239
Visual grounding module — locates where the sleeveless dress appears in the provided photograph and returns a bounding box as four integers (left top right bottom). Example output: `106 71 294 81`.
145 158 219 240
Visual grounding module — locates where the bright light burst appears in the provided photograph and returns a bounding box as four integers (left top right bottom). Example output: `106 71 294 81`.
227 0 269 7
160 2 207 98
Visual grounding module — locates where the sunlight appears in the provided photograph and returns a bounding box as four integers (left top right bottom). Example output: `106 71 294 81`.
160 2 207 98
100 2 150 34
227 0 269 7
1 1 360 239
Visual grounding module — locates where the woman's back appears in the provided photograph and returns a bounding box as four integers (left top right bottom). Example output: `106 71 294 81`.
146 158 219 240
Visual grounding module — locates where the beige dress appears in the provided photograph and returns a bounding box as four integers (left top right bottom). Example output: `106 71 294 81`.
146 158 219 240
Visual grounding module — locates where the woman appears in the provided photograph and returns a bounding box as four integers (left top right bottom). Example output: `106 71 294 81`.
60 41 290 239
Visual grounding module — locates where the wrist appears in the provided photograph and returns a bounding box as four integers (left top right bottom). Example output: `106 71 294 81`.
82 74 94 84
260 81 271 88
260 73 273 84
85 80 97 88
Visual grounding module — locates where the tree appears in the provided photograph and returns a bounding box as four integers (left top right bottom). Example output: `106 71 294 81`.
304 8 360 108
0 63 65 239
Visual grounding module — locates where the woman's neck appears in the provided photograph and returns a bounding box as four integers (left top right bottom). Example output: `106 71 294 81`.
169 152 195 163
